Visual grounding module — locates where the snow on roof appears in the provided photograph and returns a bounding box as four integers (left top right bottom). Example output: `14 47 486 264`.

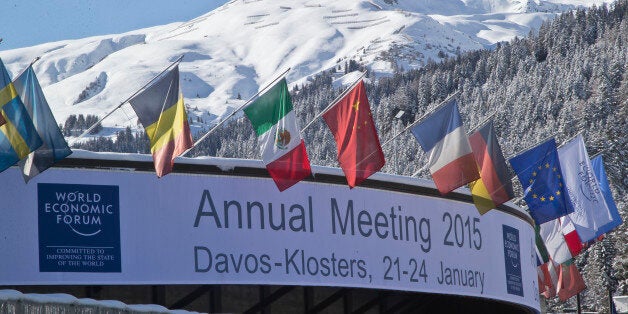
67 149 531 222
68 148 436 188
0 289 198 313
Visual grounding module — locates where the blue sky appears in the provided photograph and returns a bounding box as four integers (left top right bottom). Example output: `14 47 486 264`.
0 0 227 51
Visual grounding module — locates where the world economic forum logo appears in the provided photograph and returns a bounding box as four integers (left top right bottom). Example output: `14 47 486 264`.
502 225 523 297
42 189 114 237
38 183 121 273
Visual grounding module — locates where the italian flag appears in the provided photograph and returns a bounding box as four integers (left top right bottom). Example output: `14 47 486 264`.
560 215 583 257
244 78 311 191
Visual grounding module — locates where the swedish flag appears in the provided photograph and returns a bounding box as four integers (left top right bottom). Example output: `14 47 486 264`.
14 65 72 182
0 58 42 173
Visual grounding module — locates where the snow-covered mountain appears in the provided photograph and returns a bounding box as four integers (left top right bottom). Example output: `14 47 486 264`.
0 0 612 136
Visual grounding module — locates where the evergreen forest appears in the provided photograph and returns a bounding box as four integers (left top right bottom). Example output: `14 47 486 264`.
74 1 628 311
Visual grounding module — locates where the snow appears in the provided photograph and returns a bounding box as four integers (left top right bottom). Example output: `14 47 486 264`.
430 11 556 45
68 149 434 188
378 0 612 14
0 0 610 139
0 289 198 313
332 71 366 89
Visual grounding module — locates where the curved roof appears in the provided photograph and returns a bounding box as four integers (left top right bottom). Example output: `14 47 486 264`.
61 149 533 225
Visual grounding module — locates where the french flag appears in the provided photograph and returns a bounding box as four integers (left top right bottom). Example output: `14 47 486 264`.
411 99 480 195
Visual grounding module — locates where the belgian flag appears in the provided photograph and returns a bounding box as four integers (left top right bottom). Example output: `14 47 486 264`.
128 65 192 177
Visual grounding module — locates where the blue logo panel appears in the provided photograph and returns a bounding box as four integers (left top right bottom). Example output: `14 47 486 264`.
502 225 523 296
38 183 121 272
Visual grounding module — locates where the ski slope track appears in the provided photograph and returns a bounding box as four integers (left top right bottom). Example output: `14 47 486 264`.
0 0 612 138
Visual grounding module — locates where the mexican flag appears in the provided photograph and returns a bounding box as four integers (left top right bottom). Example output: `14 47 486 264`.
244 78 311 191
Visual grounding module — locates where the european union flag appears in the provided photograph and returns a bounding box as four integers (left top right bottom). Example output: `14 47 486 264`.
13 65 72 182
509 138 573 225
0 58 42 173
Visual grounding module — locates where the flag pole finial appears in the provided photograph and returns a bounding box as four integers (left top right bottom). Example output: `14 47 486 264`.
301 71 367 133
74 55 185 142
179 67 291 157
380 90 461 151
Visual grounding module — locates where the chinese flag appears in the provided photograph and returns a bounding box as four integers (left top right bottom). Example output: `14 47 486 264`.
323 80 385 188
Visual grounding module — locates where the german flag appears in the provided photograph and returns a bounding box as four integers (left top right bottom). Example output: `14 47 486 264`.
0 58 42 173
468 120 514 214
129 65 192 177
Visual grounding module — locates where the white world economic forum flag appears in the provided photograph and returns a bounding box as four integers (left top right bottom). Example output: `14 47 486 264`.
557 134 613 242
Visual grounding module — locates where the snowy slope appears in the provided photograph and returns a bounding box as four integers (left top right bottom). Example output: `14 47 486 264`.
0 0 613 137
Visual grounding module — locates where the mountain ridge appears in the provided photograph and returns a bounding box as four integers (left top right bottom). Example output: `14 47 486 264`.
0 0 613 137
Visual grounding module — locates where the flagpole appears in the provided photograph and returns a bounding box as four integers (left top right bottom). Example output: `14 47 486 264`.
390 91 461 177
390 90 460 146
384 91 490 179
179 67 291 157
467 111 497 134
505 132 559 160
73 55 185 142
347 90 463 174
300 71 366 133
411 165 428 177
504 131 566 187
589 150 606 160
30 56 41 66
377 90 461 151
13 56 42 79
556 131 587 149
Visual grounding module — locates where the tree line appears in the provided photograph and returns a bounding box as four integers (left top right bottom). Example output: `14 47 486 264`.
71 2 628 311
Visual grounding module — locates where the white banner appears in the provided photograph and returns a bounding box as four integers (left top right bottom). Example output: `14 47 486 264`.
0 166 539 312
558 134 612 242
